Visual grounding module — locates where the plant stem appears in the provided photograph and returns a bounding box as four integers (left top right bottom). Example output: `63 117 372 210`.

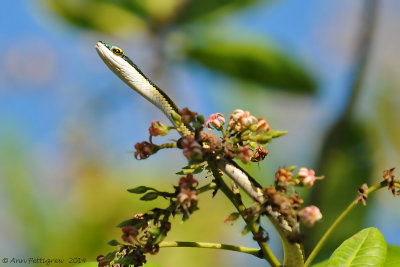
304 180 388 267
159 143 177 149
207 160 281 267
197 182 217 194
159 241 262 257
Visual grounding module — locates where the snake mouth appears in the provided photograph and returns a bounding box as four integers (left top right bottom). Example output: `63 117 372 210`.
96 41 111 50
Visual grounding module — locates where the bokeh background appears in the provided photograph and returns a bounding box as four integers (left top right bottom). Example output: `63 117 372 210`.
1 0 400 266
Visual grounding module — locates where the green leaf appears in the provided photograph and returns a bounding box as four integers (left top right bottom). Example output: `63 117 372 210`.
44 0 146 34
176 169 194 175
140 192 159 201
152 232 166 245
268 130 288 138
146 227 161 236
311 259 328 267
185 42 317 93
117 219 134 227
385 245 400 267
107 239 119 246
174 0 262 24
326 228 387 267
241 225 251 236
224 212 240 222
127 186 149 194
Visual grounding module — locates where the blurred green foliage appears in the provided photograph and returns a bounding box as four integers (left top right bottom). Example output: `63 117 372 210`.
3 0 395 266
185 42 316 92
44 0 317 93
304 118 372 257
0 129 240 267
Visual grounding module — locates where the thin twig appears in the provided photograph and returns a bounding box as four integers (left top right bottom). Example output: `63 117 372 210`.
159 241 262 257
197 182 217 194
207 160 281 267
304 180 388 266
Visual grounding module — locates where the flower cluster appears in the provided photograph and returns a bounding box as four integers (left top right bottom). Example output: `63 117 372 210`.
97 212 164 267
149 120 169 142
97 173 201 267
201 109 282 164
103 107 326 266
132 108 282 167
205 113 225 130
177 174 199 215
134 141 156 160
274 166 323 190
382 168 400 196
268 166 323 228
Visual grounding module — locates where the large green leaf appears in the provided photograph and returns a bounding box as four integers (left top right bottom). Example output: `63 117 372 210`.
311 259 328 267
326 228 386 267
185 42 317 93
174 0 262 24
385 245 400 267
44 0 147 34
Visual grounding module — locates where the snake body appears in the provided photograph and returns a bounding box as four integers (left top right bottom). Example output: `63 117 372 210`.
96 40 266 203
95 41 303 266
95 41 180 126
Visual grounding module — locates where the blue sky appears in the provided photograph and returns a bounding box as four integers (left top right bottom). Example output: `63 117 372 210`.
1 0 400 264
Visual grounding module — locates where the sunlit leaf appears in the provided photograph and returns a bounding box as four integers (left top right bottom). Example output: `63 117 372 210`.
44 0 147 34
185 42 317 93
326 228 386 267
385 245 400 267
174 0 263 24
311 259 328 267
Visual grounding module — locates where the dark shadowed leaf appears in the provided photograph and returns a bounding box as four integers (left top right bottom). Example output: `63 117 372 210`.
107 239 120 246
185 42 317 93
127 186 150 194
140 192 159 201
326 228 386 266
174 0 263 24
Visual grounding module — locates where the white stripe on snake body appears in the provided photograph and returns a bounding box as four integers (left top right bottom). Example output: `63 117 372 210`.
96 42 177 126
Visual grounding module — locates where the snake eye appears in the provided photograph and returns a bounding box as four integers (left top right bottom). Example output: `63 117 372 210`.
112 47 123 56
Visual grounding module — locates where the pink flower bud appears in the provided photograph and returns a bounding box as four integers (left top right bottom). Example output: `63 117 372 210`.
231 109 245 120
180 108 198 124
134 141 154 160
255 118 270 133
239 111 257 126
228 109 257 133
299 205 322 227
237 145 252 164
149 120 169 137
179 174 199 189
182 138 202 160
205 113 225 130
298 167 316 187
177 188 198 209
